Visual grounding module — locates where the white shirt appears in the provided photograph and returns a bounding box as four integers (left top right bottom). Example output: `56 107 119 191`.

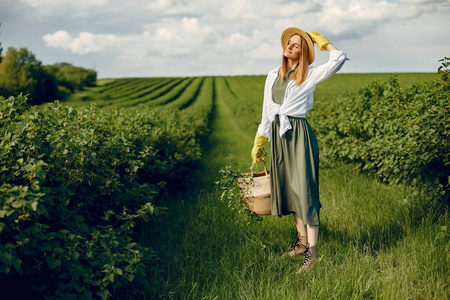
257 50 349 140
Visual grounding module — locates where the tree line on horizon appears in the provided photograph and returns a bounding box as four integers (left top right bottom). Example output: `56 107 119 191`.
0 46 97 105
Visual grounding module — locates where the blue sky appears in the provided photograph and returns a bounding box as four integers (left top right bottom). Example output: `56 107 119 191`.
1 0 449 78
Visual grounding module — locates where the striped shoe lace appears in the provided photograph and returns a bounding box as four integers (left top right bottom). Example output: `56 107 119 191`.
301 244 312 268
290 234 302 252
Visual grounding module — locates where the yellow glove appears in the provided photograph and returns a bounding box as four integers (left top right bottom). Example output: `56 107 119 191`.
307 31 331 51
251 131 268 164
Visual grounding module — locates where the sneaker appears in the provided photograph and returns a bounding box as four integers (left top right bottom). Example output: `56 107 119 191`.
288 234 307 257
296 244 317 274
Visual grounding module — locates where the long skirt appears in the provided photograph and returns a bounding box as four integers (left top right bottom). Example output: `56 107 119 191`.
270 116 321 225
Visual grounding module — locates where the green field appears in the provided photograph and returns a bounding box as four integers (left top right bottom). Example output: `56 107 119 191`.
61 72 448 299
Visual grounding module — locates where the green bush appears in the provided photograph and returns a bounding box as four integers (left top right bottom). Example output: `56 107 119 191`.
44 62 97 93
0 94 201 298
0 47 59 105
0 47 97 104
312 74 449 203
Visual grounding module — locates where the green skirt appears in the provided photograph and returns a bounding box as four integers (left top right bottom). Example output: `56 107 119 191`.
270 116 321 225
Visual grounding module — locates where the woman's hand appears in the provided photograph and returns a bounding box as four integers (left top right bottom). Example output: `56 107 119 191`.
307 31 331 51
251 131 268 164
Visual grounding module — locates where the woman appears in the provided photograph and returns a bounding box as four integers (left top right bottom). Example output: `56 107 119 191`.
251 27 348 274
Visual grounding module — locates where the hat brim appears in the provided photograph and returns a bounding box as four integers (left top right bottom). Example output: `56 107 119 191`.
281 27 315 64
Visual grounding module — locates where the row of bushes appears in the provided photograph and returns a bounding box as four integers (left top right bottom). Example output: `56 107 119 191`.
311 70 449 203
0 47 96 105
0 95 201 299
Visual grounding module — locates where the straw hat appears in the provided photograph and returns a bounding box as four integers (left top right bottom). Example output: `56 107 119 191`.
280 27 315 64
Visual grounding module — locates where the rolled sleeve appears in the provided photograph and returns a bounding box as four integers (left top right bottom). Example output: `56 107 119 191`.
308 50 349 85
329 50 348 62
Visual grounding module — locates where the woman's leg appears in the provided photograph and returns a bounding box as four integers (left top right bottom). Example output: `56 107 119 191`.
294 213 307 236
297 225 319 274
289 213 308 257
306 225 318 247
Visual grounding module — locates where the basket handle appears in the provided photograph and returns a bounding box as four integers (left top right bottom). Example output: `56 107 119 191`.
251 159 269 176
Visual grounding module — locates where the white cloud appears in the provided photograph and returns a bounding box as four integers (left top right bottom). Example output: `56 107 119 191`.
251 43 280 60
154 28 180 43
42 17 217 58
42 30 73 48
401 0 448 4
317 1 396 36
145 0 216 16
221 0 320 20
223 30 281 59
148 0 185 10
224 33 252 47
180 17 215 42
20 0 107 8
151 17 216 46
309 0 449 38
182 17 200 33
221 0 257 19
43 31 120 54
67 32 118 54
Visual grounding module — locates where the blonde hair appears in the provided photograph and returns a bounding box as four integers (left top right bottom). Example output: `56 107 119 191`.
278 34 310 86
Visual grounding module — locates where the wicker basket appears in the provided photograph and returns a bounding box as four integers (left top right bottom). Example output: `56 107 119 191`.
237 161 271 215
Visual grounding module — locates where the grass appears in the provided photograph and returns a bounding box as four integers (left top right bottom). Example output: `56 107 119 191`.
114 73 448 299
120 163 448 299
